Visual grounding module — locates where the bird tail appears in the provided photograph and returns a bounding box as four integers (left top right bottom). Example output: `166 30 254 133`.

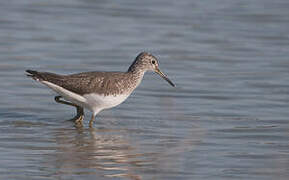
26 70 44 81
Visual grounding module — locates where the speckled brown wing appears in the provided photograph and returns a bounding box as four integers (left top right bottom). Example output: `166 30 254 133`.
26 70 137 96
26 70 67 86
26 70 103 95
65 72 133 96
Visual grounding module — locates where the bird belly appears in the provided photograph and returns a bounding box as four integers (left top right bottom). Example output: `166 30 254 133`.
83 93 130 112
40 80 130 113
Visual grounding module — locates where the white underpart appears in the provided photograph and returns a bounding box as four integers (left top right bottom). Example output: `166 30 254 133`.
41 81 86 105
41 81 130 115
83 93 130 113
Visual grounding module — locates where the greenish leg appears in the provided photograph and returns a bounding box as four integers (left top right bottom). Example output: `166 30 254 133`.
54 96 84 125
89 113 96 128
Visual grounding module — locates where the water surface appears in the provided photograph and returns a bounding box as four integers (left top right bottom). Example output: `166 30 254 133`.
1 0 289 179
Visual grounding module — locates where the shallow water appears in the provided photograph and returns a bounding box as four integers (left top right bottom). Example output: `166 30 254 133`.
1 0 289 179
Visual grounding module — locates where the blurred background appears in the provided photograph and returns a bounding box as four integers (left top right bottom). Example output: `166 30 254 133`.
1 0 289 179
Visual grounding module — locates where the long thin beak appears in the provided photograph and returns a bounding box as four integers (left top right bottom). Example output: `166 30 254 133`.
155 68 175 87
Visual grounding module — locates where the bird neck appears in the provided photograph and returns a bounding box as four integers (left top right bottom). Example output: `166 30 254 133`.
127 59 147 89
126 67 146 90
127 61 146 76
128 68 145 81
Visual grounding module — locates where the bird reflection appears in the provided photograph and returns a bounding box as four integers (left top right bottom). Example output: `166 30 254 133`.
50 125 142 180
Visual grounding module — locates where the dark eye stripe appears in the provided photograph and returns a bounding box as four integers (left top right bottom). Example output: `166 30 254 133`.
152 60 155 64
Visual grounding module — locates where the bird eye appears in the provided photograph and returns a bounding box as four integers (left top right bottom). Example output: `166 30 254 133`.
152 60 155 64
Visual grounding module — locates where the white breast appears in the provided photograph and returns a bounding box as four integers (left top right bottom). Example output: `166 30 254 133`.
83 93 130 112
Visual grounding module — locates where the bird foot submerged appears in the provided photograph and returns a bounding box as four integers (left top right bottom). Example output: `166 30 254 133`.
54 96 85 125
55 96 97 127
